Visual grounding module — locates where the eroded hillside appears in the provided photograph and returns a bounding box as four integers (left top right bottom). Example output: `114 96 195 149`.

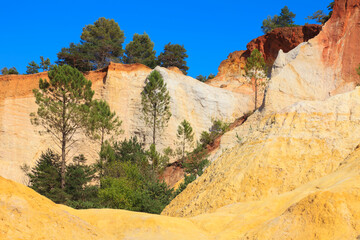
0 63 252 183
1 0 360 239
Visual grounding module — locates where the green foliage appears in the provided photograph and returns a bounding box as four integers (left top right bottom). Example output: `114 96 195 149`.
173 144 209 198
40 56 51 71
87 99 123 146
196 73 215 82
176 120 194 162
357 64 360 77
183 143 209 176
1 67 18 75
261 6 297 33
56 17 125 71
23 149 67 203
65 155 99 207
245 49 267 77
306 10 327 24
141 70 171 146
200 119 230 147
26 61 40 74
245 49 268 110
98 138 173 214
158 43 189 74
31 65 94 188
57 43 95 72
124 33 157 68
23 150 98 207
80 17 125 68
148 144 170 176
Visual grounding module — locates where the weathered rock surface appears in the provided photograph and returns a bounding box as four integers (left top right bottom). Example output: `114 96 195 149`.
207 25 321 106
0 63 252 183
247 24 322 64
162 1 360 239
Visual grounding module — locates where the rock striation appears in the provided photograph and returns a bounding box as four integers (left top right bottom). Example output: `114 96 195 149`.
0 63 252 184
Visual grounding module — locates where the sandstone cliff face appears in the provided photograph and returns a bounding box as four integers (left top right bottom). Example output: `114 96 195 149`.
162 0 360 238
0 63 252 183
247 24 322 65
264 0 360 113
207 24 321 107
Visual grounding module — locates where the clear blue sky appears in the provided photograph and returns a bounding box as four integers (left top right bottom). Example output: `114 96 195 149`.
0 0 331 78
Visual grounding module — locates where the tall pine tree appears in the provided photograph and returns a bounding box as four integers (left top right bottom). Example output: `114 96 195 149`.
245 49 268 111
31 65 94 189
141 70 171 146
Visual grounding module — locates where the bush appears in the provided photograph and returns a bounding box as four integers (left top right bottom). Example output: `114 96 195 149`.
98 138 173 214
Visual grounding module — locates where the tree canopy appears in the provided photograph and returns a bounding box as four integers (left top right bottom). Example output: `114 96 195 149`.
1 67 18 75
57 17 125 71
26 61 40 74
80 17 125 68
261 6 297 33
158 43 189 75
124 33 157 68
306 1 334 24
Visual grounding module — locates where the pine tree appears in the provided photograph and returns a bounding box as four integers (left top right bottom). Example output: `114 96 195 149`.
1 67 18 75
57 43 94 72
31 65 94 189
80 17 125 68
141 70 171 146
26 61 40 74
24 149 67 203
87 99 123 147
261 6 296 33
245 49 268 111
176 120 194 162
40 56 51 71
124 33 157 68
158 43 189 74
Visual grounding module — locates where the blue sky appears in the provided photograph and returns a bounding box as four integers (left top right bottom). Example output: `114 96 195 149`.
0 0 331 78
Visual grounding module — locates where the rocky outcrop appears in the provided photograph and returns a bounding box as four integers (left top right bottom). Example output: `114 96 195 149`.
162 0 360 238
0 63 252 183
247 24 322 64
207 24 322 106
264 0 360 113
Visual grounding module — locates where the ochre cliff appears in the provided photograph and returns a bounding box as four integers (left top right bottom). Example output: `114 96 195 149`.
163 0 360 238
206 24 321 106
2 0 360 239
0 63 252 184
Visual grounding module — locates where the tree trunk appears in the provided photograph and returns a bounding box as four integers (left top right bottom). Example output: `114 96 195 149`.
61 137 66 189
153 105 156 146
61 96 66 189
254 78 258 111
182 135 186 162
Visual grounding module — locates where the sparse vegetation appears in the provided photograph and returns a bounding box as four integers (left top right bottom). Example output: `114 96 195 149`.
176 120 195 162
196 74 215 82
261 6 297 34
158 43 189 75
1 67 18 75
200 119 231 147
245 49 268 111
306 1 334 24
